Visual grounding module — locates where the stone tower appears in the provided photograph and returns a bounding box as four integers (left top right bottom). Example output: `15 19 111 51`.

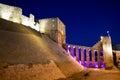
39 17 66 46
101 36 114 69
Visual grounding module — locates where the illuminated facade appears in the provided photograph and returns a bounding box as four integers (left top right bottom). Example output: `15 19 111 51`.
65 36 114 69
0 3 66 46
1 3 120 69
39 18 66 45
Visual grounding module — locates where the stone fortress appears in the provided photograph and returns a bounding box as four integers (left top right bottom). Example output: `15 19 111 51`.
0 3 66 46
0 3 120 70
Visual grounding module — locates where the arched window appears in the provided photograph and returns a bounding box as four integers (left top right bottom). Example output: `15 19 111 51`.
78 48 81 61
89 50 92 61
84 49 86 61
73 47 76 57
94 50 98 62
67 45 71 53
100 51 103 56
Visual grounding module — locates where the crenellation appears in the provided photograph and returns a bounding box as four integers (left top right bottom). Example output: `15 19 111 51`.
0 3 120 69
21 15 30 26
0 3 66 46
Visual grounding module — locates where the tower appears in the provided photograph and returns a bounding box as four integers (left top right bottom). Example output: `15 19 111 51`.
101 36 114 69
39 17 66 46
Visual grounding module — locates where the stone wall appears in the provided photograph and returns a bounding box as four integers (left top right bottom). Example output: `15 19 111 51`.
0 3 22 23
57 18 66 44
101 36 114 69
21 14 37 31
21 15 30 26
39 18 66 46
0 3 66 46
0 61 65 80
65 37 114 69
113 50 120 63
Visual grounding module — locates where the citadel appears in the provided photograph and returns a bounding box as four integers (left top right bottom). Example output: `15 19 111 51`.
0 3 120 70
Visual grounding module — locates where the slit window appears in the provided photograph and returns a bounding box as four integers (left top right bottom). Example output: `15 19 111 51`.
84 49 86 61
78 48 81 60
95 51 98 61
89 50 92 61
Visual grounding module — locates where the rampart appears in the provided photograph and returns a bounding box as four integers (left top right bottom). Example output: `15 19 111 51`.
0 3 66 46
0 3 117 69
0 3 22 23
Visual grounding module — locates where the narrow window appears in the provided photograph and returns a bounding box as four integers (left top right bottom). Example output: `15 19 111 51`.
84 49 86 61
78 48 81 61
89 50 92 61
95 51 98 61
73 47 76 57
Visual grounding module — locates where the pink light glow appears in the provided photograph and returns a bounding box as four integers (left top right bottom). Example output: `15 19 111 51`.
95 62 98 68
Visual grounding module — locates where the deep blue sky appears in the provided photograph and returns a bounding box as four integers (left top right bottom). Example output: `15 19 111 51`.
0 0 120 47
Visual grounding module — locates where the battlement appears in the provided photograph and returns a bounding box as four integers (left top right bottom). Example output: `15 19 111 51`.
0 3 66 46
0 3 118 69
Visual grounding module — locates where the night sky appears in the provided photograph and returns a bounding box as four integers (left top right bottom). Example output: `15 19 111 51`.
0 0 120 47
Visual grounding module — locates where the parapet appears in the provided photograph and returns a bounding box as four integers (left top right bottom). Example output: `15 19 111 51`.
0 3 22 23
0 3 66 46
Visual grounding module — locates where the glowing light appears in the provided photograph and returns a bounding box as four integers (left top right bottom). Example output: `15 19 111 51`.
84 61 87 67
61 30 64 35
101 62 104 68
67 45 71 55
1 9 12 20
100 36 103 40
95 62 98 68
89 62 92 68
68 45 70 48
39 20 48 33
105 47 112 55
107 30 110 36
34 23 39 31
73 46 75 48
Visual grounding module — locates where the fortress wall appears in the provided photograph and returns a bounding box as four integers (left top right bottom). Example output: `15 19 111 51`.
0 3 22 23
29 14 35 29
116 51 120 63
38 18 66 46
0 3 66 46
113 50 120 64
115 51 120 63
0 61 65 80
34 22 40 31
39 18 58 34
21 14 37 31
0 3 37 31
57 18 66 44
21 15 30 26
46 18 60 44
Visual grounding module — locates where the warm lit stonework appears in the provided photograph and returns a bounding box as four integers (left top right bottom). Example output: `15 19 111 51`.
0 3 120 70
0 3 66 46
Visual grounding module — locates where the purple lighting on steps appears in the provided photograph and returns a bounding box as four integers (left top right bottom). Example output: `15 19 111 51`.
100 50 104 68
66 45 105 68
95 62 98 68
89 62 92 68
77 48 81 61
101 62 104 68
84 61 87 67
72 46 76 59
67 45 71 55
